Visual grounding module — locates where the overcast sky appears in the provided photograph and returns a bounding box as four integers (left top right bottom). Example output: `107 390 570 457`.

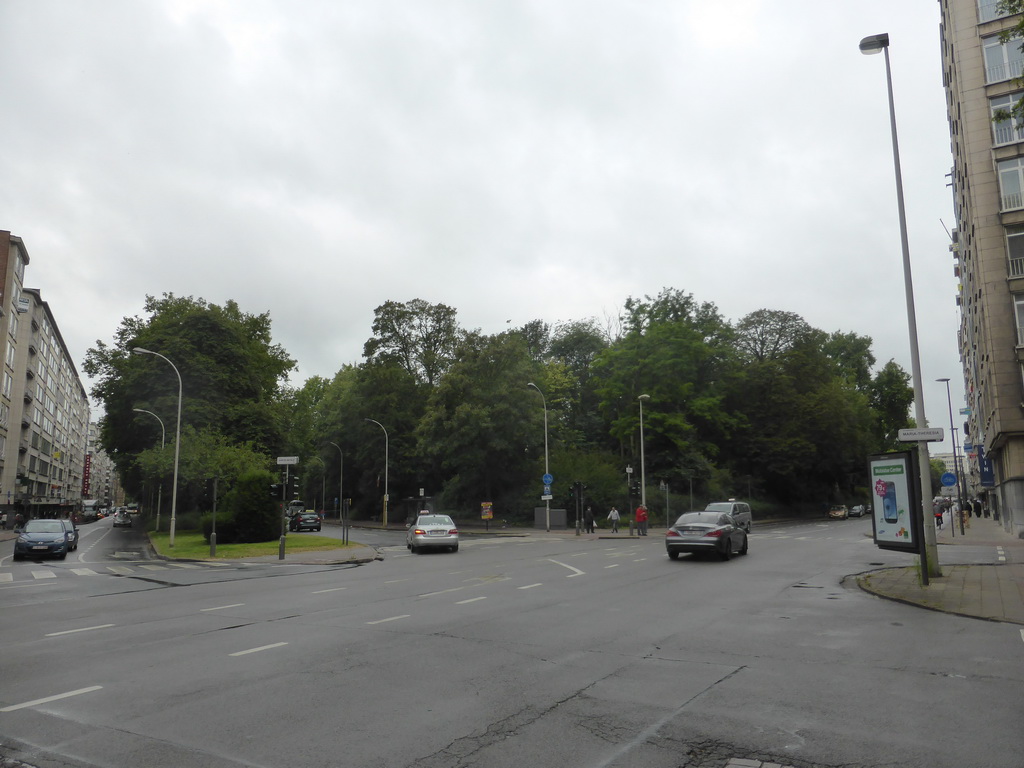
0 1 965 451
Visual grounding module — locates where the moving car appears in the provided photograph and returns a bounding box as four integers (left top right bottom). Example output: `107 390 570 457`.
13 519 70 560
60 518 79 551
406 514 459 553
112 510 132 527
828 505 849 520
849 504 866 518
289 510 322 532
704 500 752 532
665 511 748 561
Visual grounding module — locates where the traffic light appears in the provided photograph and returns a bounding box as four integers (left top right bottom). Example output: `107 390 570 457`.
270 483 281 498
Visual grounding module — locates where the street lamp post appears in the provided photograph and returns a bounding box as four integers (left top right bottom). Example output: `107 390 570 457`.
364 419 389 527
132 347 182 548
329 441 346 544
132 408 164 533
937 378 967 535
527 382 550 532
638 394 650 510
860 33 939 581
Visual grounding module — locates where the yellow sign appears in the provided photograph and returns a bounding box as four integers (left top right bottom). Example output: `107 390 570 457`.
480 501 493 520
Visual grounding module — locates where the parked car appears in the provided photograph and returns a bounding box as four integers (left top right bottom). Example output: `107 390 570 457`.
828 505 849 520
112 510 132 528
665 511 748 561
849 504 866 518
289 510 322 532
704 500 752 532
13 519 70 560
406 514 459 553
59 518 79 551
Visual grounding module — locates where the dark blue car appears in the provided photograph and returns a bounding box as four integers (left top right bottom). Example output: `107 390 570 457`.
13 519 70 560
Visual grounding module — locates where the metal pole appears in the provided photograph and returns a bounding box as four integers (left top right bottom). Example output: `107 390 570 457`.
330 441 346 545
210 476 217 557
861 35 938 580
528 383 550 532
639 395 650 520
279 464 288 559
365 419 389 528
133 408 164 533
132 349 183 549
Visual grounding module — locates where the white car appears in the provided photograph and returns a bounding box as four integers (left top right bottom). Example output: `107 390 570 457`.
704 500 752 532
406 514 459 554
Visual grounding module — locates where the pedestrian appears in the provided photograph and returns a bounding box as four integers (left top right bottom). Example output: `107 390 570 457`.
981 499 990 518
584 506 595 534
14 512 24 531
0 511 6 530
607 506 621 533
973 498 983 518
635 504 648 536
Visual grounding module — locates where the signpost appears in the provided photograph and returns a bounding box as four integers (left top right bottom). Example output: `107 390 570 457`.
897 427 944 442
276 456 299 559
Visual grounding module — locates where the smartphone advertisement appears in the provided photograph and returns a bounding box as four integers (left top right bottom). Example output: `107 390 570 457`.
868 451 922 553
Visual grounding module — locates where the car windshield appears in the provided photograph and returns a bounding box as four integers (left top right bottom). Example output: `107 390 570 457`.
705 503 733 513
674 512 722 526
417 515 453 526
24 520 64 533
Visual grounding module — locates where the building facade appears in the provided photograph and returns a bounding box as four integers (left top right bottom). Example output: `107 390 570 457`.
939 0 1024 534
0 231 91 519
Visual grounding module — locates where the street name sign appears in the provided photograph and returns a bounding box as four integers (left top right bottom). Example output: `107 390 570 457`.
897 428 944 442
277 456 299 465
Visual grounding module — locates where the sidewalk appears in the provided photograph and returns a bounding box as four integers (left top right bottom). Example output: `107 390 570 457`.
856 515 1024 625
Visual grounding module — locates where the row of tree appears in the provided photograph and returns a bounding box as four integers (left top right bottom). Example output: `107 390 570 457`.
85 290 915 532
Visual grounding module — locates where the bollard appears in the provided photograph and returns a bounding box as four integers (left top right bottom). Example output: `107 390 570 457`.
629 520 634 536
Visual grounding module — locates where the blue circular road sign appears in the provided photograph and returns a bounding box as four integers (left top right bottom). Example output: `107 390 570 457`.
941 472 957 487
542 473 554 485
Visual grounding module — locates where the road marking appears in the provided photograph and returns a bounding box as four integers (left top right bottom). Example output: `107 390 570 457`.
311 587 348 594
45 624 116 637
139 565 169 571
518 583 543 590
166 563 201 569
1020 629 1024 645
201 603 245 612
0 573 12 583
419 587 465 597
457 596 487 604
997 547 1006 563
107 566 134 575
204 562 233 567
230 642 288 657
32 570 56 579
70 568 98 576
0 686 103 712
546 559 585 577
366 615 409 625
633 558 647 562
384 579 409 584
605 564 620 569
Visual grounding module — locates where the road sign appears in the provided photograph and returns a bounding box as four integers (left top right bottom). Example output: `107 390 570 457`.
277 456 299 465
541 495 553 501
543 485 551 495
941 472 957 487
542 473 553 485
897 428 944 442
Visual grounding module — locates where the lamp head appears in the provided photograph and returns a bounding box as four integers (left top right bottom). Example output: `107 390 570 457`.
131 347 152 355
638 393 650 401
859 33 889 55
936 377 950 383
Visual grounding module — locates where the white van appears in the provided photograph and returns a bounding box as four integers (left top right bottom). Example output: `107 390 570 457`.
704 500 752 532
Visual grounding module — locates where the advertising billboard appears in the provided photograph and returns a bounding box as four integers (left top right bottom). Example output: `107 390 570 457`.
868 450 922 554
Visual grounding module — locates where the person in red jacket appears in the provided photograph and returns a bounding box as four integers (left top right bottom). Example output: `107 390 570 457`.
635 505 648 536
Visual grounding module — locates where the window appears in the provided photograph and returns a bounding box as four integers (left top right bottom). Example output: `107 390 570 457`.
1009 226 1024 278
993 93 1024 145
4 344 14 369
998 156 1024 210
985 37 1024 84
1014 295 1024 345
979 0 1009 23
2 372 11 398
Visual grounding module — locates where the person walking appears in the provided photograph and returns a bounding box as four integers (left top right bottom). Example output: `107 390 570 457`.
0 511 7 530
583 506 595 534
607 506 621 533
635 504 648 536
14 512 24 531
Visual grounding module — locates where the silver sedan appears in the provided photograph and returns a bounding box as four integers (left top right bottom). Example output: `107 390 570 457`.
665 511 748 561
406 514 459 553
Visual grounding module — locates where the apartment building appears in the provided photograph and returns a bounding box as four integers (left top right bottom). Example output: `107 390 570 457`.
0 231 91 519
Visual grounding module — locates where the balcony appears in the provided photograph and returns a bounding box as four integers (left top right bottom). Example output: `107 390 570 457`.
979 1 1009 23
22 392 32 404
1012 257 1024 279
987 59 1024 84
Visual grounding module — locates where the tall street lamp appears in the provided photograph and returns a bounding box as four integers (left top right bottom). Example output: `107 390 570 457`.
132 408 164 533
329 441 345 540
937 378 967 535
364 419 389 528
132 347 182 548
860 32 939 581
638 394 650 510
527 382 550 532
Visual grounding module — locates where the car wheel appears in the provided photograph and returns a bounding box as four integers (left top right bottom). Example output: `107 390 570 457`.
739 536 748 555
13 553 22 561
316 526 321 531
451 544 459 553
58 551 67 560
668 550 679 560
719 541 732 561
745 522 751 533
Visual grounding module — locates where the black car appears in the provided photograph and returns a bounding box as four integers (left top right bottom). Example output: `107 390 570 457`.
289 510 322 532
665 511 748 561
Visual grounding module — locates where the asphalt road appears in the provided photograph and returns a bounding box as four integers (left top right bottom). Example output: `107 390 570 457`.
1 518 1021 768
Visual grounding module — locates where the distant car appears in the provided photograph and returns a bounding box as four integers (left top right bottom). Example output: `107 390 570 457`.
828 505 849 520
407 514 459 553
59 519 79 551
849 504 866 518
289 510 322 532
112 511 132 528
665 511 748 561
13 519 70 560
704 500 752 532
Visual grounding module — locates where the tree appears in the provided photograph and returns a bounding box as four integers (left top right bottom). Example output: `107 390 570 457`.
362 299 463 386
84 294 295 504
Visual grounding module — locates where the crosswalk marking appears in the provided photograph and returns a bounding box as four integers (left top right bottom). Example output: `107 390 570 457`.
0 573 12 582
71 568 98 576
108 566 135 575
138 565 169 571
32 570 56 579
